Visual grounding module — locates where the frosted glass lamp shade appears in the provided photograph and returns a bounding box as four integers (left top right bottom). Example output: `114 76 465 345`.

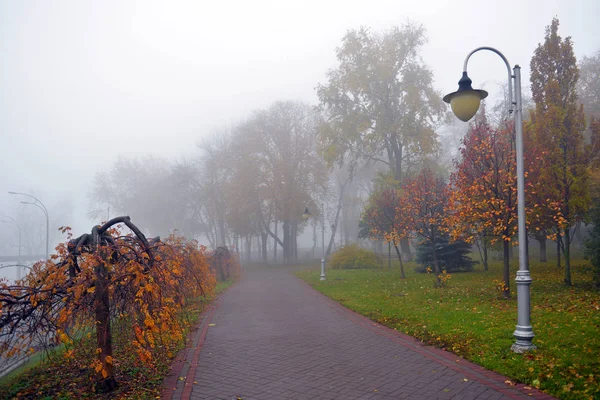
443 71 488 122
302 207 311 220
450 91 483 122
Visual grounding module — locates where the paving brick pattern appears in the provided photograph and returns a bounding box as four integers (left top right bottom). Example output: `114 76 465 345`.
167 267 554 400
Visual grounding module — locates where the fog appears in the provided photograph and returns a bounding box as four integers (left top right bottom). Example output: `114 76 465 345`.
1 1 599 278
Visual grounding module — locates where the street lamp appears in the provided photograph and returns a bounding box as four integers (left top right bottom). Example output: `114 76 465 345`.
9 192 49 261
303 200 326 281
1 216 22 279
443 47 535 353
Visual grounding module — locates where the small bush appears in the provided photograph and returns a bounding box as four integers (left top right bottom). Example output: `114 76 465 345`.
329 244 382 269
208 246 242 281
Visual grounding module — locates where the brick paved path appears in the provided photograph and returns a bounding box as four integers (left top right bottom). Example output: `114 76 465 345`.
164 267 554 400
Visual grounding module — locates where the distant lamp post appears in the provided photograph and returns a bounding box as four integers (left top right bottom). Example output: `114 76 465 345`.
303 200 326 281
443 47 535 353
1 216 22 279
9 192 50 261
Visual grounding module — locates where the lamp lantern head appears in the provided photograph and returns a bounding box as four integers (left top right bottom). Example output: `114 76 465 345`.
443 71 488 122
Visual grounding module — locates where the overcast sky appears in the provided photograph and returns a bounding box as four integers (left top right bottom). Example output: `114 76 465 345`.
1 0 599 240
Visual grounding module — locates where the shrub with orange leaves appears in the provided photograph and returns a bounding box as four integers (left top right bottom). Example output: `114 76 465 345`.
0 216 216 393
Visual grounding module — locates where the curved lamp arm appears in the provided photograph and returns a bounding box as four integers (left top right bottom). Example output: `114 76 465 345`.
21 201 47 218
9 192 49 217
463 46 514 114
303 198 319 217
11 192 50 260
0 264 32 271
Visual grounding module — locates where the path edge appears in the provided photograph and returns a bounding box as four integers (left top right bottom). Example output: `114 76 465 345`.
160 284 232 399
294 273 556 400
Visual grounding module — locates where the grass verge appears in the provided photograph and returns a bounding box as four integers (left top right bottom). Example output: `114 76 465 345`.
296 259 599 400
0 280 234 399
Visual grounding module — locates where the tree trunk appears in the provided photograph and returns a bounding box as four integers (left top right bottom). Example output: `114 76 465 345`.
574 221 583 249
400 238 412 262
207 220 216 249
556 226 562 269
391 138 403 183
92 227 118 393
261 231 268 264
534 235 548 262
282 220 290 263
218 216 227 247
311 222 317 259
342 206 350 247
273 221 278 263
262 218 285 264
483 239 488 271
476 237 489 271
281 220 290 264
94 260 117 392
431 240 441 287
218 253 226 281
502 240 510 299
291 221 297 262
564 225 572 286
245 236 251 263
393 243 405 278
327 198 344 256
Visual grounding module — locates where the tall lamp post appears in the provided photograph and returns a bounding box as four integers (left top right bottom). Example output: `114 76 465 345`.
9 192 49 261
1 216 22 279
303 200 326 281
443 47 535 353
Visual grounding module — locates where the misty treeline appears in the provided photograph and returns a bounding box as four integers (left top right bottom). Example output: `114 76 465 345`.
88 23 443 264
88 20 600 274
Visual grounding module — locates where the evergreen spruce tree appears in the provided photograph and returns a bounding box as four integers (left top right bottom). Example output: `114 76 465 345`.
416 234 476 273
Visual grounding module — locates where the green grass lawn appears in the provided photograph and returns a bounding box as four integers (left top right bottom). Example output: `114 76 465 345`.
296 258 600 400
